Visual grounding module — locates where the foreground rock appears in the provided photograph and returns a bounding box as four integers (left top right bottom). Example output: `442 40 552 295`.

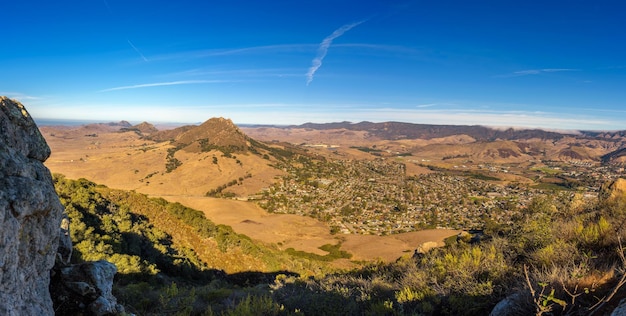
0 97 64 315
1 97 123 315
51 260 123 315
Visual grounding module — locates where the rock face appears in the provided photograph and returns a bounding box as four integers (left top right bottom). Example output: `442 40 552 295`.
51 260 123 315
1 97 123 315
489 292 529 316
0 97 64 315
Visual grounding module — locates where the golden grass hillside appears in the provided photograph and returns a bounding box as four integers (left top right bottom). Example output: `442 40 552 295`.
42 122 460 264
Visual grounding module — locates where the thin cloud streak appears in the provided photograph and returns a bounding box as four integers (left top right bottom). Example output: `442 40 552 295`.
127 40 149 62
498 68 580 78
208 44 314 57
0 92 42 101
148 42 413 65
333 43 421 54
306 21 365 85
149 44 316 62
99 80 228 92
164 67 303 79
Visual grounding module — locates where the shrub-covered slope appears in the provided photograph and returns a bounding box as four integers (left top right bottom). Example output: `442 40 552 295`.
55 174 626 315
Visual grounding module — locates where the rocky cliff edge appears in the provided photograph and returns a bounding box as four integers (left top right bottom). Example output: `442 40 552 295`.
1 96 62 315
1 97 122 315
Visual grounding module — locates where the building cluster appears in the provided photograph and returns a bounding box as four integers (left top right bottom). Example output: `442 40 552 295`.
256 151 626 236
260 158 555 235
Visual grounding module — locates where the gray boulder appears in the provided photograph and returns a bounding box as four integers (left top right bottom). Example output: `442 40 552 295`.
54 260 124 316
0 96 64 315
489 292 530 316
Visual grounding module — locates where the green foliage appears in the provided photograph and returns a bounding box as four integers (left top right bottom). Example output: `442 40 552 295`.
205 174 251 197
350 146 383 153
54 175 161 275
285 243 352 262
53 173 626 315
166 157 182 172
467 172 500 181
222 295 293 316
165 147 183 172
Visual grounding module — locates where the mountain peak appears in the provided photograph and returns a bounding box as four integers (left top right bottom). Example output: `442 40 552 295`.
131 121 158 134
173 117 248 152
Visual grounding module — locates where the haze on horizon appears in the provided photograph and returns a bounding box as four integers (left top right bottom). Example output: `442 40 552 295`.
2 1 626 131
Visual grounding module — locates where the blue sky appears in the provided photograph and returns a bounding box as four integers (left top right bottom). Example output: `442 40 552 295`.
2 1 626 130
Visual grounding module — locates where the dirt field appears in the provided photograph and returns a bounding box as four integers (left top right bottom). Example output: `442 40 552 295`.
156 196 460 262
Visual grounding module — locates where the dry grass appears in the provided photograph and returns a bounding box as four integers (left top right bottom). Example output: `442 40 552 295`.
42 126 283 196
156 196 336 256
341 229 461 262
42 125 461 263
154 195 460 262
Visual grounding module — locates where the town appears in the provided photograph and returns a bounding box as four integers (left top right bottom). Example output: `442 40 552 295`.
257 153 626 235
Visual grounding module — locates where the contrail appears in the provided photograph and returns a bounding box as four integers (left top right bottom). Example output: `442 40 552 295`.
306 21 364 85
127 39 149 62
99 80 227 92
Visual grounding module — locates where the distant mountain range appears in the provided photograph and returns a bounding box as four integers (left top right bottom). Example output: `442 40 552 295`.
286 121 626 142
240 121 626 164
42 118 626 165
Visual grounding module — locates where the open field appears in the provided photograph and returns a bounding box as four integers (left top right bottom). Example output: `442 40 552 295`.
156 195 460 262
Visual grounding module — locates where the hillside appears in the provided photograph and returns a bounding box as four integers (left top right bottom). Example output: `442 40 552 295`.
53 175 330 275
54 175 626 315
41 117 289 197
27 112 626 314
148 117 250 153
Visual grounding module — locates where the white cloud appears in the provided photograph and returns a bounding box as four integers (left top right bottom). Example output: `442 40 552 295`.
306 21 365 85
498 68 580 78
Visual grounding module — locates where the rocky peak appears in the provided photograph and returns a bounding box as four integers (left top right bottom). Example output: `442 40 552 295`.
1 97 63 315
175 117 249 151
132 121 158 134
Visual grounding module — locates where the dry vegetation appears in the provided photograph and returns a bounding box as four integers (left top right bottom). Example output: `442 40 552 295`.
55 174 626 315
42 124 459 261
42 120 626 315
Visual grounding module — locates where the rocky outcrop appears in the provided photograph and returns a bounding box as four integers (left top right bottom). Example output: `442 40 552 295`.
1 97 64 315
489 292 529 316
51 260 124 315
1 97 123 315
